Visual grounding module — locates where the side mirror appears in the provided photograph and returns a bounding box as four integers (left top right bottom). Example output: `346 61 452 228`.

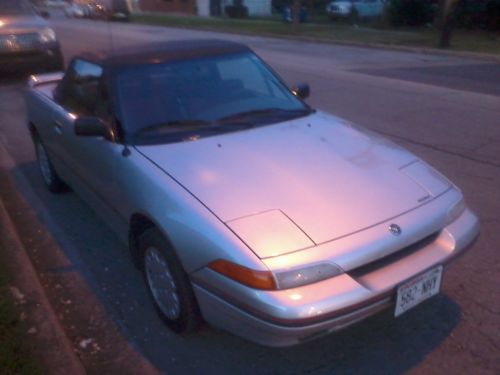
74 117 110 138
292 83 310 99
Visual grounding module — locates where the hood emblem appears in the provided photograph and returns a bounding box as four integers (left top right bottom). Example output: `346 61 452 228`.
389 224 402 236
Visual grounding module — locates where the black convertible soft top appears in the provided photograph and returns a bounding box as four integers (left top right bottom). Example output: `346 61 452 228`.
78 39 251 67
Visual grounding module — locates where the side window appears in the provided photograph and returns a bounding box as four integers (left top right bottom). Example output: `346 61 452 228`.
58 59 104 117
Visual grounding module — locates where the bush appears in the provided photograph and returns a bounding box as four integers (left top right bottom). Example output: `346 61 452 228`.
224 5 249 18
272 0 290 13
388 0 436 27
485 0 500 30
455 0 500 30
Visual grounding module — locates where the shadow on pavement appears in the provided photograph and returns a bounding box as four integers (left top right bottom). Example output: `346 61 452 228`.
0 71 31 85
12 160 462 374
0 66 61 86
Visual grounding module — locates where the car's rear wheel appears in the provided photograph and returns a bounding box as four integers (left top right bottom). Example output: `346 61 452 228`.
139 228 201 333
34 138 66 193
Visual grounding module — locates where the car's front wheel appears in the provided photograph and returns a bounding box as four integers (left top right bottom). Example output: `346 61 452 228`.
139 228 201 333
34 137 66 193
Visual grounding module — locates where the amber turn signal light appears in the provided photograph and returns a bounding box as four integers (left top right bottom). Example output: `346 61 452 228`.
208 259 277 290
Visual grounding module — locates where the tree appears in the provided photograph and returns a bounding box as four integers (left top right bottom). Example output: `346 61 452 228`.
439 0 459 48
292 0 301 30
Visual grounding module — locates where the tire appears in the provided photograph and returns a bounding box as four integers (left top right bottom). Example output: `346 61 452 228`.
34 137 66 193
139 228 201 333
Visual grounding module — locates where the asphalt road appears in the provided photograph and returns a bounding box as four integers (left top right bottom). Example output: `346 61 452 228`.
0 13 499 374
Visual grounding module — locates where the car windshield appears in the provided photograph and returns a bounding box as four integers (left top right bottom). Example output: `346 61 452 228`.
0 0 34 15
116 51 311 144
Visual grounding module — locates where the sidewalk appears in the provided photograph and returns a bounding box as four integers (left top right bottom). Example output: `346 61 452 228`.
0 140 159 374
0 200 85 374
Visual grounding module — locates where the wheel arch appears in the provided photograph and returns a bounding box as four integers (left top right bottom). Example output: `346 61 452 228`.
128 213 181 270
129 213 156 268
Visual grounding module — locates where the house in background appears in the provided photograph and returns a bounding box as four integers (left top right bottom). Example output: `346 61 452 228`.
138 0 271 17
244 0 272 16
138 0 196 14
204 0 272 16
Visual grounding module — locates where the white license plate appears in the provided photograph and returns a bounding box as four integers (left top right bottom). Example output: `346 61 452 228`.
395 265 443 317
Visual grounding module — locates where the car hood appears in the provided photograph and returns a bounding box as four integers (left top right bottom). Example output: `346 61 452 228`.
0 15 47 34
136 112 451 257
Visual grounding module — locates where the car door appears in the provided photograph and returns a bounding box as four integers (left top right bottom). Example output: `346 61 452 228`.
52 59 125 220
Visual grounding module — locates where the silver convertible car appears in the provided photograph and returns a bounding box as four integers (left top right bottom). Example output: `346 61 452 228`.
25 40 479 347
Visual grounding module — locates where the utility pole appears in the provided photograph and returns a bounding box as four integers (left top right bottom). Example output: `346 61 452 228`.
292 0 301 32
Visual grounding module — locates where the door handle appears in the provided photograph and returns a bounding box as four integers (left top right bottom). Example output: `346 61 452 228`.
53 120 63 135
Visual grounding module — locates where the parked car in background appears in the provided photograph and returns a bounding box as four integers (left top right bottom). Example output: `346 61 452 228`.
44 0 66 8
64 0 130 21
326 0 386 20
80 3 94 18
25 40 479 347
85 3 111 20
107 0 131 20
95 0 130 21
0 0 63 72
64 3 85 18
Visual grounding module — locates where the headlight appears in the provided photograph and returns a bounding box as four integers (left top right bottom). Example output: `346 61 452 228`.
208 260 344 290
274 262 344 289
39 28 57 43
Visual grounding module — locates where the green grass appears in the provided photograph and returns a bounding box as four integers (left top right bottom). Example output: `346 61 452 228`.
131 13 500 55
0 264 42 374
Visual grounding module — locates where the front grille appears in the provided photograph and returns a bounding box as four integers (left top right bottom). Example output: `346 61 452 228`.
0 33 42 52
348 231 441 278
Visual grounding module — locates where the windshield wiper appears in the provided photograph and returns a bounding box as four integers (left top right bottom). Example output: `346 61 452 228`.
217 108 312 123
136 119 213 134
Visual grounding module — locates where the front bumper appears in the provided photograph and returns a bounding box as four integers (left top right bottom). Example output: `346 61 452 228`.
192 207 479 347
0 42 63 72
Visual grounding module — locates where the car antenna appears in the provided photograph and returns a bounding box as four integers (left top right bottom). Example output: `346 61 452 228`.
106 3 115 58
105 5 131 157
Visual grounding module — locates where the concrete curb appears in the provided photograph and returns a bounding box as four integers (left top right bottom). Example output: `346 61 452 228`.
0 200 86 375
0 133 160 373
130 16 500 63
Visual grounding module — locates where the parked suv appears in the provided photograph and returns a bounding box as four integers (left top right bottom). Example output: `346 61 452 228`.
64 4 86 18
0 0 63 72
